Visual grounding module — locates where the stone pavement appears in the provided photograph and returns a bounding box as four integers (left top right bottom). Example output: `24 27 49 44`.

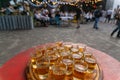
0 22 120 66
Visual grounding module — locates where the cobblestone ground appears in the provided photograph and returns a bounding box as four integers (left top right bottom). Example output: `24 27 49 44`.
0 22 120 66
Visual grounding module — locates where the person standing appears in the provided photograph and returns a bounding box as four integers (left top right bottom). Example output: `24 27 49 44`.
105 8 112 23
113 6 120 24
93 7 102 29
111 13 120 38
76 7 82 29
55 11 61 25
0 7 6 15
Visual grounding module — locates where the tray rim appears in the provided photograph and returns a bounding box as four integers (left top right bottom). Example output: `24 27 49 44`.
26 62 103 80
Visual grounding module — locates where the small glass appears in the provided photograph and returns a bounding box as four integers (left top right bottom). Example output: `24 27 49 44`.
63 43 73 52
58 46 65 53
48 55 58 70
78 43 86 53
30 51 42 69
48 55 58 65
30 49 42 74
56 41 63 47
85 56 96 73
72 53 83 62
34 46 46 54
52 64 66 80
36 56 50 80
84 51 93 57
73 61 88 80
62 58 73 75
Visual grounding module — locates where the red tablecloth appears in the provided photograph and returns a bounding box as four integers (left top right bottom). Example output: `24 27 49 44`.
0 44 120 80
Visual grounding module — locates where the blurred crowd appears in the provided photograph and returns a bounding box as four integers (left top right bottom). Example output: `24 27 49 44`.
0 2 30 15
0 1 120 38
0 1 120 27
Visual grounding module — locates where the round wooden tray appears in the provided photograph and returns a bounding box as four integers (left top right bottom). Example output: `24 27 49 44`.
26 62 103 80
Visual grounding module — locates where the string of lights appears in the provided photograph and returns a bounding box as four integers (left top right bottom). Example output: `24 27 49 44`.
27 0 102 8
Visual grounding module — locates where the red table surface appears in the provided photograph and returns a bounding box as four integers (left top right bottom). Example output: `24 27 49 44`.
0 44 120 80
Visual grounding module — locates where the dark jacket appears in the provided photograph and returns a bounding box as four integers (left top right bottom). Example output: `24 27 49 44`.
94 9 102 18
116 14 120 28
76 7 81 20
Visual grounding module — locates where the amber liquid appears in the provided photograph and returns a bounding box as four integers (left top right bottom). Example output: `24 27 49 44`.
64 44 72 51
31 53 42 64
49 55 58 70
49 55 58 63
84 53 92 57
59 47 65 53
84 51 92 58
85 57 96 70
62 59 73 75
36 48 46 55
73 64 87 79
52 69 65 80
37 64 49 75
79 47 85 53
36 62 49 79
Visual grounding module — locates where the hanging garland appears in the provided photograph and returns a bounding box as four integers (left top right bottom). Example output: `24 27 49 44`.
47 3 58 8
43 0 58 8
27 0 45 7
27 0 59 8
27 0 78 8
47 3 59 8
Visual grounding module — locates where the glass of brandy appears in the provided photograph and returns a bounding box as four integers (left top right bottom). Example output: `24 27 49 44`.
84 51 93 57
72 53 83 62
30 49 42 69
48 54 58 70
36 56 50 80
78 43 86 53
85 56 97 73
55 41 63 48
52 63 66 80
62 57 73 76
71 47 79 54
73 61 88 80
63 42 73 52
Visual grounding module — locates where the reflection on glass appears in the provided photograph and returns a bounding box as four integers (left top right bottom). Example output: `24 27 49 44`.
84 51 92 57
72 53 83 62
71 47 79 54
